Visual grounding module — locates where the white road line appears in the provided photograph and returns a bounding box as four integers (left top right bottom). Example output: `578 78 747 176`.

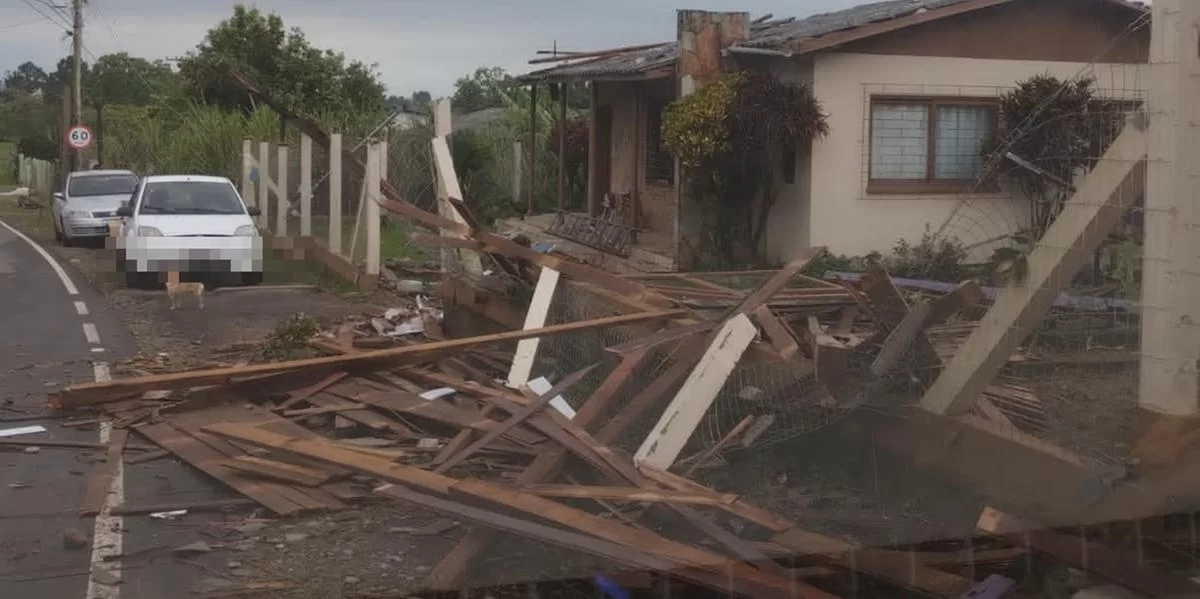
0 217 79 295
0 217 124 598
86 361 123 599
82 323 101 345
91 347 105 353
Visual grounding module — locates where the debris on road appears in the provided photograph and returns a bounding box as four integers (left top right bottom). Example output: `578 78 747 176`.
62 528 89 550
33 87 1175 594
39 242 1090 598
0 424 47 437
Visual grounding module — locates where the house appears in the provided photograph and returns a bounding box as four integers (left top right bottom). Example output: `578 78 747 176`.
389 109 430 131
451 107 509 133
513 0 1149 270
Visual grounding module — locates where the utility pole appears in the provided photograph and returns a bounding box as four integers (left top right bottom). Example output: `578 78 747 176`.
71 0 84 170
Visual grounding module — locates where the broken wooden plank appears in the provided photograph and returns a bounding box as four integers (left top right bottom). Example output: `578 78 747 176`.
922 118 1147 415
506 266 561 388
274 371 348 412
422 348 657 589
634 313 758 470
516 484 738 506
112 498 256 516
772 528 973 597
682 414 756 476
80 429 127 516
204 421 812 596
220 455 336 487
752 306 801 360
435 364 596 473
378 484 834 599
730 250 826 315
304 393 415 437
804 316 851 397
329 384 543 445
52 310 686 408
137 422 307 516
870 301 932 377
978 507 1200 597
637 464 797 533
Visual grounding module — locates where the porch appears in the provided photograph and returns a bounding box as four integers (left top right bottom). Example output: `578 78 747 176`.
498 211 677 274
515 46 683 272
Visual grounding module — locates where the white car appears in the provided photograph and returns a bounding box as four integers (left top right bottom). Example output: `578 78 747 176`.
53 169 139 246
115 175 264 288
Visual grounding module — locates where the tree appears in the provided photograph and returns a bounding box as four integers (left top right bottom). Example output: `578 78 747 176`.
989 75 1122 238
43 56 89 108
3 62 48 94
90 53 176 107
177 4 385 116
452 67 510 113
663 73 829 266
0 90 53 141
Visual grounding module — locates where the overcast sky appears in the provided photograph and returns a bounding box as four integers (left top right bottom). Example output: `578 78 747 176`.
1 0 870 97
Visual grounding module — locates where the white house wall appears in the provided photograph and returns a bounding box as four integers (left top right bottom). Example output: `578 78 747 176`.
767 57 816 263
765 52 1147 261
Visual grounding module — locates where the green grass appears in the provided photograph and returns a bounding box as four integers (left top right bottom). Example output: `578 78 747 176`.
285 214 429 264
0 196 55 241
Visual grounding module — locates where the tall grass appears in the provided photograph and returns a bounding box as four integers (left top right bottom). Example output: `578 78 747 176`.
97 98 564 230
103 103 278 179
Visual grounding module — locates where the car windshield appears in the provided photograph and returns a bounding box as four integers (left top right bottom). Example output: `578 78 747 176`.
68 174 137 198
138 181 246 215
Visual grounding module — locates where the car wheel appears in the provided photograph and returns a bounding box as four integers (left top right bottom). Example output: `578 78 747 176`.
240 272 263 286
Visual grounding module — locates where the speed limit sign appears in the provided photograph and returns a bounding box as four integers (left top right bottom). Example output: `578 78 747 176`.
66 125 93 151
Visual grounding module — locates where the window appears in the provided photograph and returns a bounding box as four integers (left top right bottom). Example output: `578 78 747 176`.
645 99 674 185
139 181 247 216
68 174 138 197
868 97 997 194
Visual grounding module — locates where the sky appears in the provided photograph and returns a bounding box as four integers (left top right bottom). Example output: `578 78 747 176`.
0 0 870 98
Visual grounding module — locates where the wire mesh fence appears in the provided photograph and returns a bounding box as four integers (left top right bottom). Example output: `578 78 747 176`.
897 45 1153 469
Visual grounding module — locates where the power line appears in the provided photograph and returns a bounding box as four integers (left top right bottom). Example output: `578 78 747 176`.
0 17 50 30
20 0 71 31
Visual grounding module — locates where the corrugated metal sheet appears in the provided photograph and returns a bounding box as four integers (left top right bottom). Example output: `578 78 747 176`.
516 0 1149 83
738 0 973 49
516 43 677 83
516 17 793 83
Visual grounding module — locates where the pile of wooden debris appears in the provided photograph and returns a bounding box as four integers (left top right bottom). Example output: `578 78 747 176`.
45 250 1159 598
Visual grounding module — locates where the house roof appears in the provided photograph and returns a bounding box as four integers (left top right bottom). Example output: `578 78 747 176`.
515 0 1148 84
451 107 508 133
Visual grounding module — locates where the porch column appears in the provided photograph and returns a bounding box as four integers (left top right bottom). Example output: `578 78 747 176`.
557 82 567 211
587 82 600 218
527 83 538 215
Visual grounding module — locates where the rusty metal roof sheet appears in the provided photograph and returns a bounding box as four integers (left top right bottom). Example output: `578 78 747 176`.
516 0 1148 84
516 43 678 83
739 0 1146 49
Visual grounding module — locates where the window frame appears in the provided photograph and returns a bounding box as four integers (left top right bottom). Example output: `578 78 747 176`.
867 95 1000 196
643 98 675 186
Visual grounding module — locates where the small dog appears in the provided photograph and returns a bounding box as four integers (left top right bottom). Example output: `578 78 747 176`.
165 271 205 310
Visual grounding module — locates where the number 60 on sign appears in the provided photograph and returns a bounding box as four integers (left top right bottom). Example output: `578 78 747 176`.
66 125 93 150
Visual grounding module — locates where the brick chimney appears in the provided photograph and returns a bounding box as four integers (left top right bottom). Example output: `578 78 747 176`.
676 10 750 96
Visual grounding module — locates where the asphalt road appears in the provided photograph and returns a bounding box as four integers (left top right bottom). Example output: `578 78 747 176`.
0 222 235 598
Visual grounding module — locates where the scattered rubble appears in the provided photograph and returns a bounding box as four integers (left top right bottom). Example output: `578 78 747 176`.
26 96 1179 596
35 246 1125 598
62 528 88 550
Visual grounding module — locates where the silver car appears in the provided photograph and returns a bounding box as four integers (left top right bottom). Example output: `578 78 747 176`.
52 169 139 246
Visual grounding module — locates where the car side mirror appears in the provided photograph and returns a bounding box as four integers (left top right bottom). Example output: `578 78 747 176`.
52 192 64 202
246 206 261 217
115 205 132 217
